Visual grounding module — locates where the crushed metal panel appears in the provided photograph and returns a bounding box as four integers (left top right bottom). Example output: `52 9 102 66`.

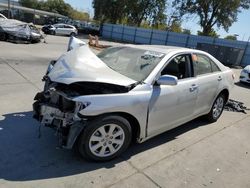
0 19 42 42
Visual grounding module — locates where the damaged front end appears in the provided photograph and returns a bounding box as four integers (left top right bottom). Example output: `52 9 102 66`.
33 37 136 149
33 78 131 149
33 80 88 149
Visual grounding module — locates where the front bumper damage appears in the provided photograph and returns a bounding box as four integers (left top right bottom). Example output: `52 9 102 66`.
33 87 86 149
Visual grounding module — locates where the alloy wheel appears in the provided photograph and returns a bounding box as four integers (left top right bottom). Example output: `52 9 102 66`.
213 96 224 119
88 124 125 157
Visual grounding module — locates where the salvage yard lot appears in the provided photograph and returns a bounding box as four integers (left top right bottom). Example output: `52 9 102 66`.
0 35 250 188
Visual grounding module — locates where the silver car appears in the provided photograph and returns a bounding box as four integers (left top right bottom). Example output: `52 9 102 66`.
33 37 234 161
50 24 78 36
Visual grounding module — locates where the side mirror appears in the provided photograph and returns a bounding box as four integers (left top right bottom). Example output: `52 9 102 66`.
157 75 178 86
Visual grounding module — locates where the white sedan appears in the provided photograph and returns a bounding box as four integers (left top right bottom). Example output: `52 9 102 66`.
33 38 235 161
240 65 250 84
44 24 78 36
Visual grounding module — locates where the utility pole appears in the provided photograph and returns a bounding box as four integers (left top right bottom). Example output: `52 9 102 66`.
8 0 11 18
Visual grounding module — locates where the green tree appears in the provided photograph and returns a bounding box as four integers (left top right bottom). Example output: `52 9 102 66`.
224 35 237 40
167 20 182 32
69 10 89 21
197 29 219 38
126 0 166 27
19 0 39 8
93 0 167 27
173 0 250 36
182 29 191 34
92 0 126 24
19 0 89 20
42 0 74 16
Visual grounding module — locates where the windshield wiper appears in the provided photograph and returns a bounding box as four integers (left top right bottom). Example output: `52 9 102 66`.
128 80 145 90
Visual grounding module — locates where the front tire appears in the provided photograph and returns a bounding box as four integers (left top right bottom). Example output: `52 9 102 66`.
78 116 132 161
206 94 225 122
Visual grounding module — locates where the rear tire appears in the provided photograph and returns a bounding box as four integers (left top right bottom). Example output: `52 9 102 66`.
206 94 225 123
78 115 132 161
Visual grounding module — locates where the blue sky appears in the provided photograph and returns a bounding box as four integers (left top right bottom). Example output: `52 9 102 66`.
65 0 250 41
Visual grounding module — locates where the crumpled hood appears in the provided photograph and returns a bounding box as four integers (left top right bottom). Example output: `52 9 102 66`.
48 45 137 86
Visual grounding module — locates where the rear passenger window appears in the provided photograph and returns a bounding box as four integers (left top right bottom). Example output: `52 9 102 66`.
210 60 221 72
193 54 212 76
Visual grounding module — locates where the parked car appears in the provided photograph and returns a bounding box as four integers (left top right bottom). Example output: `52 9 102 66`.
0 19 42 43
42 23 78 36
240 65 250 84
33 37 235 161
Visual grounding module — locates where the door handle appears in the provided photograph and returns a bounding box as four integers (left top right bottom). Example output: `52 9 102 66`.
218 76 222 81
190 84 198 92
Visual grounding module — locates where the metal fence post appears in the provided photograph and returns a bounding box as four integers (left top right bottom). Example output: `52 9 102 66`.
110 24 114 40
241 37 250 66
165 31 169 45
212 37 216 44
100 23 103 36
185 34 190 47
133 27 137 44
121 24 125 42
149 29 153 44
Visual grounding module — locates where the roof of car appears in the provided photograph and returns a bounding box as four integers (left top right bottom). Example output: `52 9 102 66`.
125 44 201 54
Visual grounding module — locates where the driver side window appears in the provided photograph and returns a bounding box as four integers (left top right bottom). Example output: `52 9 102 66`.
161 54 192 79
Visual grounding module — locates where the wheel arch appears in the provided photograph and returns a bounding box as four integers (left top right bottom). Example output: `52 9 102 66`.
72 112 141 148
219 88 229 103
90 112 141 143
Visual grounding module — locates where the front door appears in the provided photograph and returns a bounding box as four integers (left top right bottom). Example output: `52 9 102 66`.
147 54 198 137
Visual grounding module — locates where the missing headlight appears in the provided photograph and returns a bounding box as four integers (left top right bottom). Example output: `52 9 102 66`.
75 101 91 112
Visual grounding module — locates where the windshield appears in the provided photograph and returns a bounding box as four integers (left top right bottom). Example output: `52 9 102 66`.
97 47 165 82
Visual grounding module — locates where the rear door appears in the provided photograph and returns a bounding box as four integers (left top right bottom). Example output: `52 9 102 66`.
192 53 223 115
64 25 73 35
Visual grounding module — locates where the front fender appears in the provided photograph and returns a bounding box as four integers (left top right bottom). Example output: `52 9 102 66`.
73 90 151 139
